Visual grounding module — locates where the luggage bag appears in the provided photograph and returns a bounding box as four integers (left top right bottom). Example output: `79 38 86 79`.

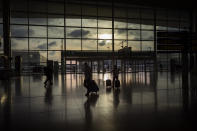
115 79 120 87
106 79 112 86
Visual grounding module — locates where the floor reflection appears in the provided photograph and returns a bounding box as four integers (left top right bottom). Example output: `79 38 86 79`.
0 71 197 130
44 84 53 106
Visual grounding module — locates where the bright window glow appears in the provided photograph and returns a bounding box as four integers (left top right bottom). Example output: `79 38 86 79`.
99 34 112 39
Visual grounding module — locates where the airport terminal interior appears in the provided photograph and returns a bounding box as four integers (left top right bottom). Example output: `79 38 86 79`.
0 0 197 130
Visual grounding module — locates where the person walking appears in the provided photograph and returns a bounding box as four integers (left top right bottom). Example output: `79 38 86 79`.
44 66 53 87
112 65 119 88
84 63 92 96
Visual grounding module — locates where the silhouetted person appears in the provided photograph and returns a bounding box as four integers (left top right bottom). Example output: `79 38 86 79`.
112 65 119 88
44 66 53 87
84 63 92 96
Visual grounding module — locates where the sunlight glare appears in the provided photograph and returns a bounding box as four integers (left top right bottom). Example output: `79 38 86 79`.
99 34 112 39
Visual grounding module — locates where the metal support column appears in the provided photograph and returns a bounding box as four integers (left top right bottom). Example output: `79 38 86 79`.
112 0 115 67
3 0 11 70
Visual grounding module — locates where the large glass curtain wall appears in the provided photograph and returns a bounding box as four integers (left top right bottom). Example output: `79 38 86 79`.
8 0 190 70
0 0 3 55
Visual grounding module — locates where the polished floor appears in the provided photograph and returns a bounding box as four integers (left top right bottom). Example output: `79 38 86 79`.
0 72 197 131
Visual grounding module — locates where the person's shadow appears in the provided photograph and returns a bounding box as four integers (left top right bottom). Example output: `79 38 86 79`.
84 94 99 130
113 89 120 109
44 84 53 105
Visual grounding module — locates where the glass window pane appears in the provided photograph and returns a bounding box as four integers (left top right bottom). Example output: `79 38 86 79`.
141 9 154 19
48 27 64 38
48 39 63 50
66 39 81 50
66 27 81 38
98 29 112 39
115 29 127 39
98 6 112 17
48 2 64 14
142 41 154 51
82 17 97 27
115 40 128 51
168 22 179 31
29 13 47 25
66 17 81 27
114 8 126 18
28 51 47 65
48 15 64 26
82 28 97 39
11 38 28 50
156 9 167 20
128 8 140 18
0 24 3 36
141 20 154 30
48 51 61 62
0 27 3 53
98 18 112 28
98 40 112 50
82 40 97 50
11 0 27 11
66 4 81 15
156 21 167 30
11 25 28 37
141 31 154 40
128 30 140 40
82 5 97 16
128 19 140 29
29 1 47 13
168 10 180 21
0 17 2 23
29 38 47 50
128 41 140 51
11 12 28 24
114 19 127 29
29 26 47 37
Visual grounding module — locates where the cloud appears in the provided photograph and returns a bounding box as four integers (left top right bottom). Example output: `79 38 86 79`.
129 30 140 40
37 43 47 49
68 29 90 37
98 40 106 46
117 29 126 34
29 18 47 25
129 30 140 36
11 26 34 37
48 41 57 46
141 31 154 40
36 41 57 49
49 51 55 55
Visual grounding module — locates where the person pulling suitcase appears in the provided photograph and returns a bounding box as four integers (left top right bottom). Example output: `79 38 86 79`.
84 63 99 96
112 65 120 88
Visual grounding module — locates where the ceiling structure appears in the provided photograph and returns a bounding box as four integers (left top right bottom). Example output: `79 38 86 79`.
0 0 194 10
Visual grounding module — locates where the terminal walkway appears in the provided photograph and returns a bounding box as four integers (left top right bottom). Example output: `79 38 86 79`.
1 72 197 131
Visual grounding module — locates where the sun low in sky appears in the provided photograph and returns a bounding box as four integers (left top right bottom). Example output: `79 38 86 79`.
99 34 112 40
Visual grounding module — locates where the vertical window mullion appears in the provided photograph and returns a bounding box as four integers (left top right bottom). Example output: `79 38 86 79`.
47 0 49 61
140 8 142 51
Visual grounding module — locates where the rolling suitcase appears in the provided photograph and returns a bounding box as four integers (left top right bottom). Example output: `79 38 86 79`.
115 79 120 87
106 79 111 86
89 80 99 93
